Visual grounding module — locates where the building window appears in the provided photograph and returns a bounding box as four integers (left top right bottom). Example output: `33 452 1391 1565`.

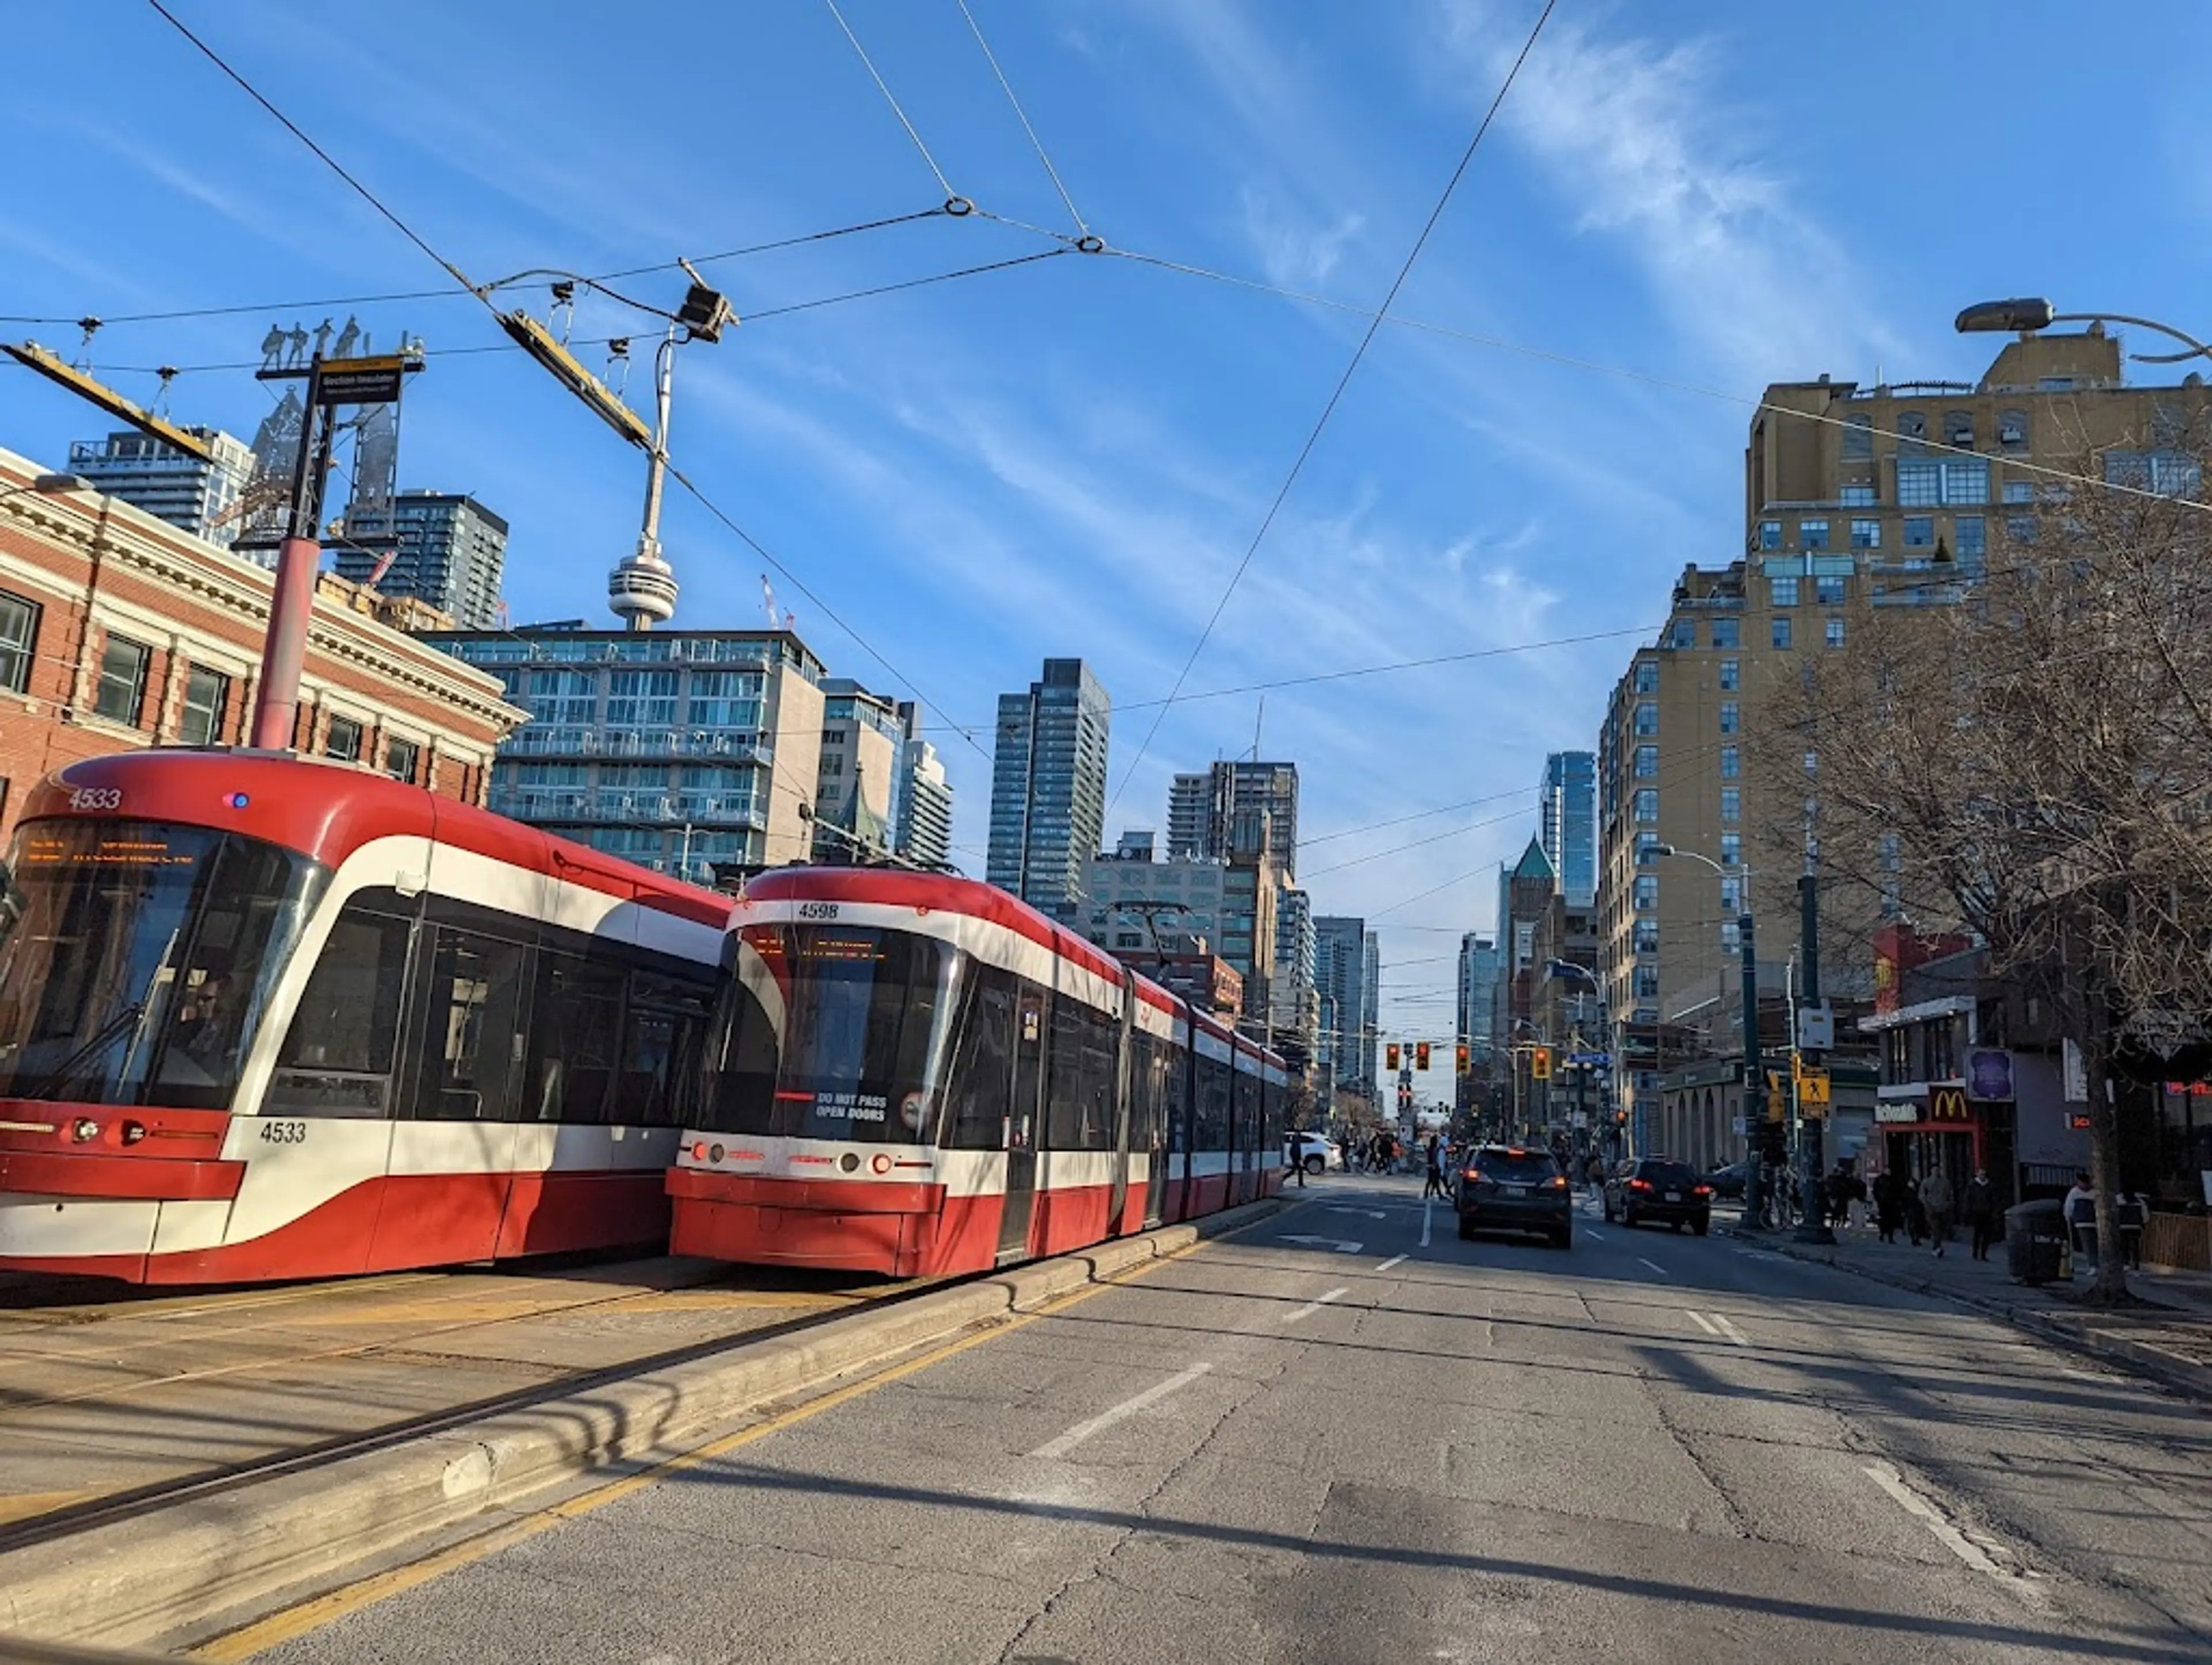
1759 520 1781 551
1770 576 1798 606
388 737 421 784
1840 483 1876 507
1634 966 1661 999
1896 411 1927 442
1816 575 1846 604
1633 702 1659 737
1720 746 1741 779
1719 832 1742 868
1943 411 1975 449
1634 788 1658 823
1804 749 1819 776
1634 661 1658 694
1719 700 1739 735
1633 920 1660 954
1721 787 1741 823
1711 617 1740 650
1849 518 1880 549
1903 515 1936 548
1998 411 2028 451
1897 457 1989 506
2005 514 2036 545
1897 461 1940 506
1771 617 1793 650
325 715 363 763
1721 919 1740 954
94 635 149 725
0 592 37 695
1825 617 1847 649
1842 414 1873 458
1633 875 1658 911
179 665 229 746
1636 832 1662 865
1671 620 1695 650
2153 451 2203 498
1955 517 1986 560
1721 877 1743 912
1719 658 1739 692
1800 518 1830 551
1634 745 1658 779
2002 480 2033 504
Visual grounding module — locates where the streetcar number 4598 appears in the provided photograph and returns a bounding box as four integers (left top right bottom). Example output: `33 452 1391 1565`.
798 901 840 920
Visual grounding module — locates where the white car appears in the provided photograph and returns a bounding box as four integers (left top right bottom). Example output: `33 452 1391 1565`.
1284 1132 1338 1175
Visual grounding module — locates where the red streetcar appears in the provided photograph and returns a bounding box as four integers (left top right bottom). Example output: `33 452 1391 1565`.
668 867 1288 1277
0 750 729 1284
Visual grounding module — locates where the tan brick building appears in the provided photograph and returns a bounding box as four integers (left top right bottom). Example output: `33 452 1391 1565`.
0 445 523 846
1597 330 2212 1147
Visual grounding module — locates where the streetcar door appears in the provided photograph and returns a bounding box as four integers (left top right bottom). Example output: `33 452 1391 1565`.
1105 970 1136 1235
998 991 1044 1262
1142 1036 1169 1230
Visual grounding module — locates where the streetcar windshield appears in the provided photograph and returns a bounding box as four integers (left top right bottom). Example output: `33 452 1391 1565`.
698 923 962 1142
0 820 323 1109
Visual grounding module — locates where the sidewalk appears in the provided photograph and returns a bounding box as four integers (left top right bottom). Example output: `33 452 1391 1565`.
1722 1208 2212 1401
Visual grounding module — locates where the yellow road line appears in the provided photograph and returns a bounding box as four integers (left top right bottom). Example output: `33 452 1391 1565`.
192 1240 1211 1661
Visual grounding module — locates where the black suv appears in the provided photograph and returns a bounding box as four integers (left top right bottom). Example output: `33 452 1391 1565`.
1456 1145 1572 1248
1604 1157 1713 1234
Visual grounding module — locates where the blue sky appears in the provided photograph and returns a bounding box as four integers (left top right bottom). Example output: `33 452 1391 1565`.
7 1 2212 1062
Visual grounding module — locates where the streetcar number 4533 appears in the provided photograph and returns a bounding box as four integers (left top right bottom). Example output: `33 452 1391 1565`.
257 1121 308 1144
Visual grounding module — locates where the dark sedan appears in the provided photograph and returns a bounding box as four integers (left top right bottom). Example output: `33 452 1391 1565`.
1702 1160 1751 1201
1604 1157 1713 1234
1456 1146 1573 1248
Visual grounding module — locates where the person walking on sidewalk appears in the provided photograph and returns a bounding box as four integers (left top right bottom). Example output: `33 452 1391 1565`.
1922 1167 1956 1257
1874 1171 1902 1243
1963 1169 1996 1261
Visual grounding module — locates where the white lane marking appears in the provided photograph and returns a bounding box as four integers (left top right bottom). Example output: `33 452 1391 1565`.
1029 1363 1214 1460
1278 1235 1363 1253
1711 1314 1750 1348
1862 1461 2027 1591
1637 1257 1670 1277
1374 1253 1407 1273
1420 1195 1434 1248
1584 1227 1605 1241
1686 1310 1721 1336
1283 1287 1351 1326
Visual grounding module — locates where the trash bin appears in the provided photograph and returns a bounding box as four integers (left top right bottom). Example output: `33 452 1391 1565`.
2005 1199 2067 1285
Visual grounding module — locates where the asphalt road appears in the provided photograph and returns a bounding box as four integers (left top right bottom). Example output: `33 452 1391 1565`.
244 1173 2212 1664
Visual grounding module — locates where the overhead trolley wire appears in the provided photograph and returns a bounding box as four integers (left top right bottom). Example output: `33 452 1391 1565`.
1103 0 1559 818
956 0 1096 246
823 0 961 202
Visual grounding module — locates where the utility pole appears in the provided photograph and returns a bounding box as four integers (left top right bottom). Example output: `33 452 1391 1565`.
1740 907 1766 1230
1794 820 1836 1244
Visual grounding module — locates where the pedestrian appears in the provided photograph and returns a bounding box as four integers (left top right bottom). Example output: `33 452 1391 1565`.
1286 1133 1306 1189
1874 1171 1902 1243
1423 1136 1445 1200
1922 1166 1955 1257
1904 1177 1927 1246
1340 1135 1355 1174
1963 1168 1996 1261
2063 1170 2097 1262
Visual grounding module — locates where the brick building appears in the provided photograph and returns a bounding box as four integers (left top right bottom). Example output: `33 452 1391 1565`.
0 446 523 844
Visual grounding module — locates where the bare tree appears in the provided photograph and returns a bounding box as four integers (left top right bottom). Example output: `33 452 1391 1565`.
1767 460 2212 1301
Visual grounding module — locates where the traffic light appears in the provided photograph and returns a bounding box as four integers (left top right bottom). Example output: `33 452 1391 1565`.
1531 1047 1552 1082
1416 1041 1431 1071
1386 1043 1400 1071
1455 1044 1470 1074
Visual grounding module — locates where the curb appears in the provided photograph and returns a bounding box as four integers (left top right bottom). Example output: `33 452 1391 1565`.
0 1200 1285 1653
1726 1227 2212 1403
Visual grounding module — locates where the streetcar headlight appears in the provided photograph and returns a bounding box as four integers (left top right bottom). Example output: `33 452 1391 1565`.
839 1152 861 1173
709 1144 725 1164
71 1118 100 1143
870 1152 893 1175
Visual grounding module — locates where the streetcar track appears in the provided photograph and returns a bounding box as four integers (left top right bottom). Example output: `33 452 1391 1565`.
0 1261 976 1558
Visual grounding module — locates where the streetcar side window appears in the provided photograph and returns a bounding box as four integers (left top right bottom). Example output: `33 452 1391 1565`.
615 970 715 1127
525 952 624 1123
268 891 415 1118
411 926 532 1121
941 969 1013 1149
1194 1051 1230 1150
1167 1043 1191 1153
1045 996 1115 1152
1230 1063 1256 1158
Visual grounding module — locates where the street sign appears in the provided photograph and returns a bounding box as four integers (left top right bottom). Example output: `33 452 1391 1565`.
1569 1052 1609 1068
1967 1048 2014 1102
1796 1004 1835 1051
1731 1115 1748 1136
313 354 414 407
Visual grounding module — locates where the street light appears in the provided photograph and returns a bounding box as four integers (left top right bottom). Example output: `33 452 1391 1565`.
1956 297 2212 365
1544 961 1607 1148
1653 843 1768 1227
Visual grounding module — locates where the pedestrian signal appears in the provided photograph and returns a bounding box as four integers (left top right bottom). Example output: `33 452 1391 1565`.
1531 1048 1552 1082
1385 1043 1400 1071
1416 1041 1431 1071
1456 1044 1470 1074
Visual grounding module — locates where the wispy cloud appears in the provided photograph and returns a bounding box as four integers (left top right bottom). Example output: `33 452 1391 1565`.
1238 187 1365 289
1433 1 1905 385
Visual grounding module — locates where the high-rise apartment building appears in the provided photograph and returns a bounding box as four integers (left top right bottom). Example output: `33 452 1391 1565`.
891 701 954 872
1166 760 1300 880
65 427 256 551
1315 916 1374 1100
434 627 825 881
1538 751 1597 907
1271 887 1320 1067
813 678 900 862
336 491 507 631
1596 328 2212 1136
1078 845 1229 953
1456 933 1500 1054
987 658 1111 913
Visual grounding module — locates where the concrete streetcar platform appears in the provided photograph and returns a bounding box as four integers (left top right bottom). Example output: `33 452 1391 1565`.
0 1254 897 1535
